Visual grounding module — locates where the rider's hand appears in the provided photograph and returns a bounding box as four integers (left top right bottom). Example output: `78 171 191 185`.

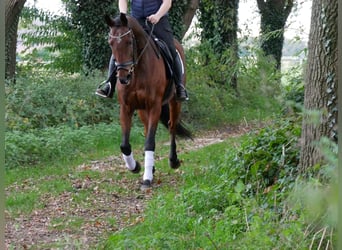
147 14 161 24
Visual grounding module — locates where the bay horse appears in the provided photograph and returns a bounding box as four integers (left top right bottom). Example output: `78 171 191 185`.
105 13 191 190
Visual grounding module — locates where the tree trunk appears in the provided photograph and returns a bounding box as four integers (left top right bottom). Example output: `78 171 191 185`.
199 0 239 90
299 0 338 172
5 0 26 80
257 0 293 70
220 0 239 90
181 0 199 38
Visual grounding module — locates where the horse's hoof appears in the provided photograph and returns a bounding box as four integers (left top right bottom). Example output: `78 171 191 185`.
169 158 181 169
140 179 152 190
130 161 141 174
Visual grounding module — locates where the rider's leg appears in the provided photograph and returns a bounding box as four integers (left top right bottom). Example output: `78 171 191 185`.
172 50 188 101
150 16 188 102
95 55 117 98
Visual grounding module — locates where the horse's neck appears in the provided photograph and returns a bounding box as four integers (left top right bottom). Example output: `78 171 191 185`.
134 29 157 62
137 35 151 51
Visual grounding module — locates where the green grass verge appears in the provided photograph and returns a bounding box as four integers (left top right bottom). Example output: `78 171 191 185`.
5 117 337 249
101 121 337 249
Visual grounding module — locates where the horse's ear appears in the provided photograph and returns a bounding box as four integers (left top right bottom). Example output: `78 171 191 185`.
120 12 128 26
104 15 115 27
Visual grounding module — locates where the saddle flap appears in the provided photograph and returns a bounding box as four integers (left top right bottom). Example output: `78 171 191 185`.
153 38 173 79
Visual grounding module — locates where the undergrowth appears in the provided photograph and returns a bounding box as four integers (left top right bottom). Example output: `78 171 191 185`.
6 123 121 169
103 115 337 249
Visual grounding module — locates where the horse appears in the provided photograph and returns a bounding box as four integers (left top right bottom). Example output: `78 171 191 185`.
104 13 192 190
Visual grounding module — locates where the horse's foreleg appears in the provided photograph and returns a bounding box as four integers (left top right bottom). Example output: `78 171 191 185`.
120 107 141 173
140 107 161 189
143 126 157 182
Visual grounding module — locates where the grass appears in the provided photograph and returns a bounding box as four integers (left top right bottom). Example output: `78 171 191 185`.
5 116 337 249
101 135 306 250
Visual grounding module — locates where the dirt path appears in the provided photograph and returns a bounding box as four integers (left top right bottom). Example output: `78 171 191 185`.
5 123 260 249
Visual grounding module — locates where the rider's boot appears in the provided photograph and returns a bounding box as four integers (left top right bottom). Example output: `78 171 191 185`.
95 57 117 98
173 52 189 102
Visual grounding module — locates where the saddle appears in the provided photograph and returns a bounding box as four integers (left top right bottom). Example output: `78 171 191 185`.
152 37 174 79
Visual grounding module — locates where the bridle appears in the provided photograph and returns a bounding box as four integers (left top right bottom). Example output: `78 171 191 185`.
109 22 155 84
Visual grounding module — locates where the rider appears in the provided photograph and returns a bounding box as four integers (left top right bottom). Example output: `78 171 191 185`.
95 0 188 102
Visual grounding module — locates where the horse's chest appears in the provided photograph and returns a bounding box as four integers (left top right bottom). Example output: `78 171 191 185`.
119 89 148 109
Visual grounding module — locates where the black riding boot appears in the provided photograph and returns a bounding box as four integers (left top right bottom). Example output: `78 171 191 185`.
173 52 189 102
95 56 117 98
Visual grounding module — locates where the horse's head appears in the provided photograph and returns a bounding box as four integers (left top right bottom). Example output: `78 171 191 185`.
105 13 136 85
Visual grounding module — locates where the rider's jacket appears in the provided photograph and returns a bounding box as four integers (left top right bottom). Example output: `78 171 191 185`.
131 0 165 19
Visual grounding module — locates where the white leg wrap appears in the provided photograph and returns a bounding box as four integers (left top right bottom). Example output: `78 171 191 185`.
143 151 154 181
122 153 136 171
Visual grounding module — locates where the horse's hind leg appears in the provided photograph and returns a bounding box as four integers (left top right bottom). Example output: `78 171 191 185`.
168 102 181 169
169 132 180 169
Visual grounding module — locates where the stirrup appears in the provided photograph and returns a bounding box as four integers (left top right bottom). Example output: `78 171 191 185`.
176 85 189 102
97 79 108 89
95 81 112 98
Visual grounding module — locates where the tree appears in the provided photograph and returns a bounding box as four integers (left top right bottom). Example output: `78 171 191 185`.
180 0 199 38
15 0 198 75
61 0 197 72
19 7 84 74
257 0 293 70
299 0 338 171
5 0 26 80
169 0 199 40
198 0 239 89
62 0 117 72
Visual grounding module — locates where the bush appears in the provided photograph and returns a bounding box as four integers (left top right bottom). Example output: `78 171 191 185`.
5 123 122 169
6 72 118 131
184 45 282 129
236 116 302 192
281 64 305 114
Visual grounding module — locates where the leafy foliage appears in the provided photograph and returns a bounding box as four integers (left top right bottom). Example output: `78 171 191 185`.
19 7 83 73
4 71 126 169
197 0 239 87
282 64 305 113
289 136 338 249
6 72 117 131
5 123 116 168
62 0 117 72
5 119 150 169
18 0 192 73
184 44 282 129
168 0 189 40
19 1 117 73
236 117 301 193
198 0 238 53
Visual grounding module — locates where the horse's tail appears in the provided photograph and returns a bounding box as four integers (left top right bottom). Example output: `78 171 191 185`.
160 104 193 140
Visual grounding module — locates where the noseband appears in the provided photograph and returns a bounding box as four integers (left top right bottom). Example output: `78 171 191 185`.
109 23 154 85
